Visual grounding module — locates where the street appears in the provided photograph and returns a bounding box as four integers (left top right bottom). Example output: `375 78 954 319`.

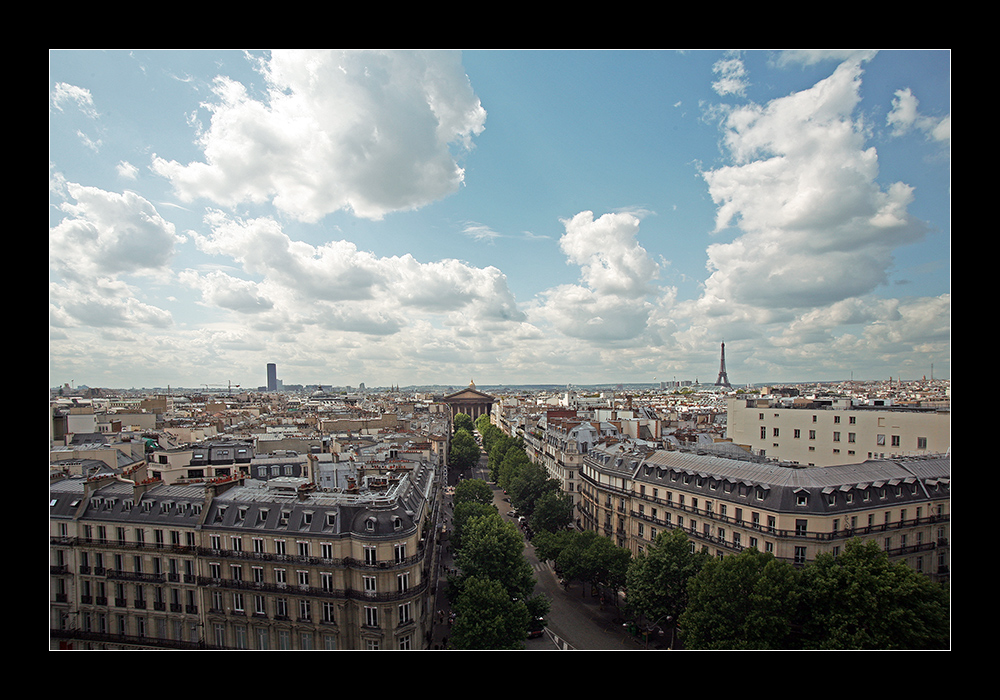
446 451 639 651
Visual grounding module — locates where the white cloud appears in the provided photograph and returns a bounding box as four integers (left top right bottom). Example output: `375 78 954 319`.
117 161 139 180
51 82 98 118
190 212 527 337
558 210 660 298
712 52 749 97
50 183 184 281
699 57 927 312
888 87 951 146
151 50 487 222
530 210 665 343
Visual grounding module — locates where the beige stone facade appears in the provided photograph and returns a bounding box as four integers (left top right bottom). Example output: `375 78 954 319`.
726 398 950 467
578 446 950 582
50 463 441 650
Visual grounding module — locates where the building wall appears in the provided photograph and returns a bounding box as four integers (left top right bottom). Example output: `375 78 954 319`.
50 470 439 650
726 398 950 466
578 448 950 581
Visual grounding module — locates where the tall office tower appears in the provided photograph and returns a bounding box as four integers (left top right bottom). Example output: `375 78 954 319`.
267 363 277 391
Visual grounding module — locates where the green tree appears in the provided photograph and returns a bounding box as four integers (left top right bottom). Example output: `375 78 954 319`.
549 530 630 599
454 512 535 601
497 445 532 492
488 434 520 482
625 528 708 637
453 478 493 507
453 412 474 435
798 538 950 650
449 429 480 471
507 459 557 515
678 547 800 650
451 500 496 553
450 576 531 650
530 490 574 533
474 413 493 438
530 528 576 564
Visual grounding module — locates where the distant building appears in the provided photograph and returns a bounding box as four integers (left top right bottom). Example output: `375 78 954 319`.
726 397 950 467
442 380 496 423
266 363 278 392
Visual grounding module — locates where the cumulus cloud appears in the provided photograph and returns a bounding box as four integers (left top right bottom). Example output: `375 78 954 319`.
49 182 181 332
50 183 184 281
699 57 927 312
190 212 526 336
151 50 487 222
887 87 951 146
531 210 664 342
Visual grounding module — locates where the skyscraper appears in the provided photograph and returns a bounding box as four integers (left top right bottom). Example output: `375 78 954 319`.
267 363 277 392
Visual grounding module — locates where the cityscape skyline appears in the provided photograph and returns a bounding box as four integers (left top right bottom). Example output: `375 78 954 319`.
49 50 950 389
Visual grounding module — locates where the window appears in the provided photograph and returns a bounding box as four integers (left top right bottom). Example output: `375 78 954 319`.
364 576 377 595
365 606 379 627
399 602 412 624
323 601 337 623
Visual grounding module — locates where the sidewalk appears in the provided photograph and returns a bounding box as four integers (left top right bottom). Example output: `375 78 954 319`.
431 524 456 649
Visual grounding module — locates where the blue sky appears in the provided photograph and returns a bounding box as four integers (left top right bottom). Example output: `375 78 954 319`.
49 49 950 390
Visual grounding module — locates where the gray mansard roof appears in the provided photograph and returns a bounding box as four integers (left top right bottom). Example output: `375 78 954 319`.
627 450 950 516
50 457 437 539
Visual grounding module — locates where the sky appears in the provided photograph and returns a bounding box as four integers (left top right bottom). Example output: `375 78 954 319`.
49 49 951 390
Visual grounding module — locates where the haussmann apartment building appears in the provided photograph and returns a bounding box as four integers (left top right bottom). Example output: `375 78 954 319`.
50 457 443 650
578 444 950 582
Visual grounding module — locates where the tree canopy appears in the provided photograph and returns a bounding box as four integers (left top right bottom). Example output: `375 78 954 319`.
453 412 474 435
678 547 800 650
450 576 531 650
453 512 535 601
625 528 708 634
453 478 493 507
448 428 479 471
797 538 950 650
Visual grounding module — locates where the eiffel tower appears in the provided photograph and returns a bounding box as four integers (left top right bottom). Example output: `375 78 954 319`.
715 342 732 388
